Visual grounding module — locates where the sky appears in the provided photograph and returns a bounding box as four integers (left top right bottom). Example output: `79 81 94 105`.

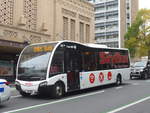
139 0 150 9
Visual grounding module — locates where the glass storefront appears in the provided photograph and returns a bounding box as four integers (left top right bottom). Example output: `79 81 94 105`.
0 39 26 82
0 60 14 76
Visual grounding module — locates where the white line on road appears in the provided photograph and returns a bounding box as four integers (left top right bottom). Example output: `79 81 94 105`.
107 95 150 113
3 90 105 113
11 95 22 98
132 83 139 86
145 80 150 82
115 86 123 89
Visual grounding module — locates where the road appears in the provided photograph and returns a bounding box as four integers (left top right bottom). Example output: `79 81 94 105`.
1 79 150 113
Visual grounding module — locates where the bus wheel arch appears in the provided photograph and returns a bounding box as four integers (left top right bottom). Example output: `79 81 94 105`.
116 74 122 85
52 81 65 98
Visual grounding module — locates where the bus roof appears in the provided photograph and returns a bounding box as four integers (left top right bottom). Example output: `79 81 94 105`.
27 40 128 51
85 43 107 48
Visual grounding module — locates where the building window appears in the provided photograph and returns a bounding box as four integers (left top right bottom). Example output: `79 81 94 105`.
127 13 130 19
95 6 105 12
70 19 75 41
63 17 68 40
95 26 105 31
79 22 84 42
86 24 90 43
24 0 37 31
0 0 14 25
95 16 105 21
126 3 130 10
106 4 118 10
127 23 130 27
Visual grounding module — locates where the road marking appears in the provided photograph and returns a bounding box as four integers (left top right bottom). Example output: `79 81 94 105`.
132 83 139 86
11 95 22 98
106 95 150 113
145 80 150 82
115 86 123 89
3 90 105 113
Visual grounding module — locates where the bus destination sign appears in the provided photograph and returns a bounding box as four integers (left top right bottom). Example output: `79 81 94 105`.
33 45 54 53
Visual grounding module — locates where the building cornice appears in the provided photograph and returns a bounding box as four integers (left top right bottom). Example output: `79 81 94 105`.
0 23 51 37
57 0 94 11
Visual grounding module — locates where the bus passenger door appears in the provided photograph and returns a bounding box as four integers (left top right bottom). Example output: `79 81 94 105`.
65 50 81 91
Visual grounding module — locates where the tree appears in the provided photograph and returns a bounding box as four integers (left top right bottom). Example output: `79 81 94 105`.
125 9 150 59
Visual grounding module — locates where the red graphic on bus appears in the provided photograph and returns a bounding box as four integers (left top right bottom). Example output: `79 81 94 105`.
99 72 104 83
89 73 95 84
107 72 112 80
99 52 128 64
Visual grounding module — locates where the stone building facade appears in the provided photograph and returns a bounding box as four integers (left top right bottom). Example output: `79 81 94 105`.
0 0 94 80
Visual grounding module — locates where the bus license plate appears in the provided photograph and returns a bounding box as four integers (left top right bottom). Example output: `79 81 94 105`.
25 90 33 93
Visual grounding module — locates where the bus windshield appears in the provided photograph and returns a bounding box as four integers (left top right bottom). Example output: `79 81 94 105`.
17 43 57 81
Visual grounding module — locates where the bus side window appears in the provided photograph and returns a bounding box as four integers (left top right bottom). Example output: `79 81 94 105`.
49 49 64 77
82 52 96 71
50 62 60 73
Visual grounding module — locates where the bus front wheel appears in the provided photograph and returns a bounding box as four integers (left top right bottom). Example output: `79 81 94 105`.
116 75 122 85
20 91 30 97
52 83 64 98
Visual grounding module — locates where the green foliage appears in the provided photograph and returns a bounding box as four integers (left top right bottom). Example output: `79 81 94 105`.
125 37 138 57
125 9 150 59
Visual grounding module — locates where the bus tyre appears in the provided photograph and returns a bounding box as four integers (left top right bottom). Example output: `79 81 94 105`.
20 91 30 97
116 75 122 85
130 75 133 80
52 83 64 98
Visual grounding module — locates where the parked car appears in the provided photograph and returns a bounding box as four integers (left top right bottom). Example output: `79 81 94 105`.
130 61 150 79
0 79 11 103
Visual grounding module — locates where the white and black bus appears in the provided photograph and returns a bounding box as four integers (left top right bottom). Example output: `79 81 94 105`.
16 41 130 98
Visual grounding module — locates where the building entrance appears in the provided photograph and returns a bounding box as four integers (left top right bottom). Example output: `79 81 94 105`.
0 40 26 82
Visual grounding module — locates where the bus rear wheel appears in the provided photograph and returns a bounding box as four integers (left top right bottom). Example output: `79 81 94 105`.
116 75 122 85
52 83 64 98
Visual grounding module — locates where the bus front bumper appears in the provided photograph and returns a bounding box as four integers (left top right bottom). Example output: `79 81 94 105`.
15 81 53 95
16 84 38 95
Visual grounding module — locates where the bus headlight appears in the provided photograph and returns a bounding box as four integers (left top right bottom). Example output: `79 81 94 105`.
15 81 20 86
39 81 47 87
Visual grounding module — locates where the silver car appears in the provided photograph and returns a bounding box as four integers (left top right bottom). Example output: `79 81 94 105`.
0 79 11 103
